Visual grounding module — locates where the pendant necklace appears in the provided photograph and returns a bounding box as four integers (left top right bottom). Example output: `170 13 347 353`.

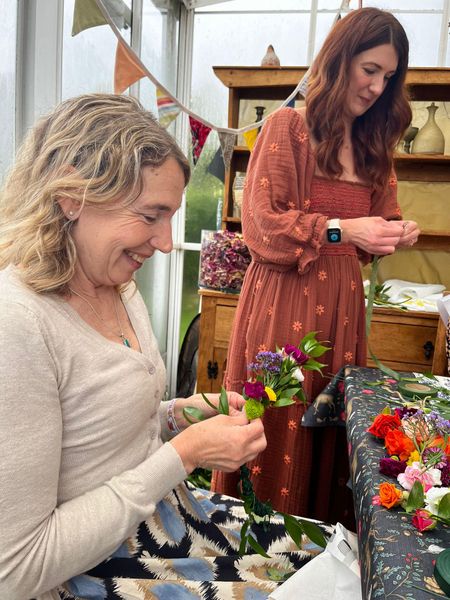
69 287 131 347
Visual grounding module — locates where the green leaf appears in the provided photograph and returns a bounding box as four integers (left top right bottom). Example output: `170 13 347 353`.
307 344 330 358
282 513 303 547
238 520 250 555
368 348 401 381
247 533 271 558
201 392 217 411
405 480 425 513
272 397 296 408
182 406 205 424
298 519 327 548
437 492 450 520
381 405 392 415
219 387 229 415
422 372 437 380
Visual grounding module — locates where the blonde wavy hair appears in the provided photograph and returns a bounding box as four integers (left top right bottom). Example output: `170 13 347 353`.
0 93 190 294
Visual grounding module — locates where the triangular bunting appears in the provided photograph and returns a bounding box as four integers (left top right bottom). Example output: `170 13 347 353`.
218 131 236 171
72 0 107 36
243 128 258 152
189 117 211 165
157 88 181 129
114 40 146 94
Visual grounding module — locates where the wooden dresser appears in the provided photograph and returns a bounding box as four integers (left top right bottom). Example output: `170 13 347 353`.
196 66 450 394
197 290 444 393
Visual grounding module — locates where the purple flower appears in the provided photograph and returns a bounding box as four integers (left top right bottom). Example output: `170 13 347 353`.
244 380 266 400
249 351 283 374
423 446 446 469
284 344 309 366
379 457 407 478
394 406 418 420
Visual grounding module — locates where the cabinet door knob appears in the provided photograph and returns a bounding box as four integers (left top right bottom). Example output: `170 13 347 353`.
423 340 434 360
207 360 219 380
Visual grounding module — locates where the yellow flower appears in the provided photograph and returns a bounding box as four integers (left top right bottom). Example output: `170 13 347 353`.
265 386 277 402
407 450 420 465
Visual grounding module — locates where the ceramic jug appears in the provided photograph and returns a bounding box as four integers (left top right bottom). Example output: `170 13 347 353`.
412 102 445 154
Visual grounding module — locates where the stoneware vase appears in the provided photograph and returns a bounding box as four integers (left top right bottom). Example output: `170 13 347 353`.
412 102 445 154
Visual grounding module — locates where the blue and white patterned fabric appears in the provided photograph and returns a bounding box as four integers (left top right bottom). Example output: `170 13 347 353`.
59 483 330 600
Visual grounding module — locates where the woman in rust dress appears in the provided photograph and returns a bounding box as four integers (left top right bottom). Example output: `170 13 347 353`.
212 8 420 525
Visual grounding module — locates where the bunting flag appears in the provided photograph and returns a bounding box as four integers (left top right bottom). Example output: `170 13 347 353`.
72 0 107 36
189 117 212 165
243 128 259 152
218 131 236 170
114 40 146 94
72 0 131 36
157 88 181 129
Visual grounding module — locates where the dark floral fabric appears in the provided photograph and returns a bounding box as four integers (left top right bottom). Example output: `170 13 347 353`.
344 367 450 599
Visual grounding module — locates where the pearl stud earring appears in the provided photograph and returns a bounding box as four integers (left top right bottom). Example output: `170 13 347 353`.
68 211 74 217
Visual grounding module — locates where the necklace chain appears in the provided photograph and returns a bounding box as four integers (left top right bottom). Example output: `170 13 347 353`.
69 287 131 348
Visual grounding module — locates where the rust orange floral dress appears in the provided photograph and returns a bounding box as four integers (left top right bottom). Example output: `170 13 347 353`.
211 108 401 524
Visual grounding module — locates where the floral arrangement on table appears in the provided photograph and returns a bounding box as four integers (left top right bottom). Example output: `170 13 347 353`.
368 401 450 532
198 230 251 293
184 331 330 556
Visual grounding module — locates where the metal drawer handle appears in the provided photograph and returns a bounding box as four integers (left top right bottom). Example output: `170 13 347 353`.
423 340 434 360
207 360 219 380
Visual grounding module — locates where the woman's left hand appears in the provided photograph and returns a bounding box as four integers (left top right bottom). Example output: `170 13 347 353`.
172 391 245 430
397 220 420 248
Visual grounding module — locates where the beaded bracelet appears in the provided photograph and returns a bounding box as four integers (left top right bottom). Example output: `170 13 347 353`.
167 398 181 434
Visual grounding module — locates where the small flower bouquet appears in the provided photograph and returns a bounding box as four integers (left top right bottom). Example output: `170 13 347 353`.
185 332 330 556
198 229 251 293
368 404 450 531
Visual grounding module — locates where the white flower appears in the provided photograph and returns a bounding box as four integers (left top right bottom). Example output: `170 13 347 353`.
425 486 450 515
292 367 304 382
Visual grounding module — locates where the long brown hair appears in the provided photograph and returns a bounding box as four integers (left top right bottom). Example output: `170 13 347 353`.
0 94 190 294
306 7 412 193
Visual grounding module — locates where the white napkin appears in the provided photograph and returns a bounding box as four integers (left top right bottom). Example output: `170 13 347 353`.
367 278 446 312
269 523 362 600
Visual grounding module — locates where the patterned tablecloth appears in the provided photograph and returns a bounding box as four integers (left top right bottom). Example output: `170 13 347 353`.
305 366 450 600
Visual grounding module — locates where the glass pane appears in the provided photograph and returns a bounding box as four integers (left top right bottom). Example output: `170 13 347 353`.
197 0 312 12
348 0 444 9
398 13 442 66
185 133 220 244
179 250 201 347
139 0 179 113
62 0 131 98
0 0 17 183
314 12 340 58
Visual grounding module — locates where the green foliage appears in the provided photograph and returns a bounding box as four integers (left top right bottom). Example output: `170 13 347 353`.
406 481 425 513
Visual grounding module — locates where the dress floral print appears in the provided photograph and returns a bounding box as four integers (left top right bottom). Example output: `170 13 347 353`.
211 108 401 524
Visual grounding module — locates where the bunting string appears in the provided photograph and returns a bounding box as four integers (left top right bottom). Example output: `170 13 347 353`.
76 0 349 164
91 0 317 135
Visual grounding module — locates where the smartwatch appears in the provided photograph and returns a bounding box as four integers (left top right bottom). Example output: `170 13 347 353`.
327 218 342 243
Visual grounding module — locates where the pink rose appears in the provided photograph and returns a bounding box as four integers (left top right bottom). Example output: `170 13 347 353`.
397 462 442 492
411 509 437 532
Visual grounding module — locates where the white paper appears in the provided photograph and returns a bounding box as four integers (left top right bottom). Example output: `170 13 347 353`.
269 523 362 600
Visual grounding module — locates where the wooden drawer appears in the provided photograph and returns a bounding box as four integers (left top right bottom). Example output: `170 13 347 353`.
215 305 236 344
367 308 439 372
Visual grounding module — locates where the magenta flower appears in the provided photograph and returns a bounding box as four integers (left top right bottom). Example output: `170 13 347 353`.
244 380 266 400
411 509 437 532
284 344 309 365
379 457 407 478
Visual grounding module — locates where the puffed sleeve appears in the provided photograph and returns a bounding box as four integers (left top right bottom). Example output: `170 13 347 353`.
242 107 328 275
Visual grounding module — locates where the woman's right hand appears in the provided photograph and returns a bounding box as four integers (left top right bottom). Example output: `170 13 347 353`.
340 216 404 255
169 412 266 474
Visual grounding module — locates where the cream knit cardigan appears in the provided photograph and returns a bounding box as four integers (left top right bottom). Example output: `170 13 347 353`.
0 267 187 600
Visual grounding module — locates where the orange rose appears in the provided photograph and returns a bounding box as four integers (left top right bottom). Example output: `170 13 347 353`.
384 428 415 460
367 413 401 439
379 482 403 509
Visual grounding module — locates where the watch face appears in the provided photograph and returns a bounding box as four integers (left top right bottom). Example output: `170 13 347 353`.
327 228 341 243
